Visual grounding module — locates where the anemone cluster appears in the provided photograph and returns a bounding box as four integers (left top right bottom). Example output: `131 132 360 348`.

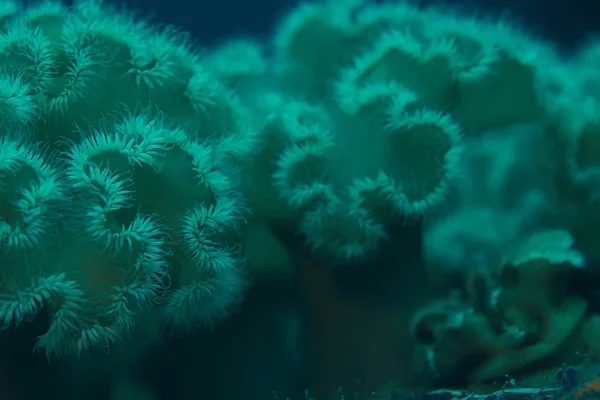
0 0 251 358
0 0 599 375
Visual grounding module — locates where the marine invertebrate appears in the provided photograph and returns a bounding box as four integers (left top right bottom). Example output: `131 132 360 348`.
412 229 589 383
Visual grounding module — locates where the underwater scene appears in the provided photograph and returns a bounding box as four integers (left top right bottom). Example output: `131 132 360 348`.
0 0 599 399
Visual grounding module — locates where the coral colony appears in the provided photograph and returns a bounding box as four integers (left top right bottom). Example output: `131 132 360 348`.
1 0 600 391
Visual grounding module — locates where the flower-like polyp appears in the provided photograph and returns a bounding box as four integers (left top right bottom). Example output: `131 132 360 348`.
411 298 518 384
411 229 590 384
472 229 588 381
0 137 64 252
